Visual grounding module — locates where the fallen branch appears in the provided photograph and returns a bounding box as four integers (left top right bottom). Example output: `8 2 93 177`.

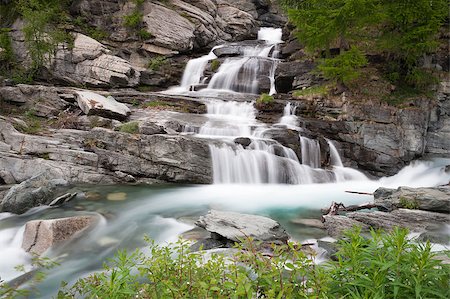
345 190 373 195
321 201 378 222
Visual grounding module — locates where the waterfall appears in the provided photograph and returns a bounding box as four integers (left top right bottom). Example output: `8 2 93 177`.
173 28 282 94
174 27 368 184
300 136 321 168
327 139 344 167
180 46 221 88
279 102 298 127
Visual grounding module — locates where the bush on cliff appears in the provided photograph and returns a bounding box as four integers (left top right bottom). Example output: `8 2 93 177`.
280 0 447 88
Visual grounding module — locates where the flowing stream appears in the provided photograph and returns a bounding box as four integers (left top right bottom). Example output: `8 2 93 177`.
0 27 449 297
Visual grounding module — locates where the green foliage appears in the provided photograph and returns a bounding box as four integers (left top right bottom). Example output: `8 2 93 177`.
73 16 109 41
318 47 368 85
118 121 139 134
137 29 152 40
257 93 274 105
328 227 450 298
56 227 450 298
0 28 15 74
399 197 420 209
293 85 329 97
16 0 71 76
147 56 167 71
1 255 58 298
282 0 447 88
123 11 143 29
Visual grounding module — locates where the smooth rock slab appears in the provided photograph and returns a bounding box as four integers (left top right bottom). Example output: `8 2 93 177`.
195 210 289 243
76 91 131 121
22 216 97 255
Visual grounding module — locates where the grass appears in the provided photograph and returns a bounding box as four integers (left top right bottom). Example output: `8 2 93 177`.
256 93 274 105
118 121 139 134
142 101 172 108
13 109 44 134
399 196 420 209
293 85 329 97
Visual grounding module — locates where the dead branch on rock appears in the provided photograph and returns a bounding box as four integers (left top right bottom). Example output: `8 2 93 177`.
321 201 378 222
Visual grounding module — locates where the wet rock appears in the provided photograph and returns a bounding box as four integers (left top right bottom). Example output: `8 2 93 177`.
322 215 369 238
347 209 450 232
76 91 131 121
374 186 450 213
22 216 98 255
196 210 289 243
0 171 69 214
234 137 252 147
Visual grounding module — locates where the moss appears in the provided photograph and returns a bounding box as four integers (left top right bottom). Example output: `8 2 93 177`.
210 59 221 72
119 121 139 134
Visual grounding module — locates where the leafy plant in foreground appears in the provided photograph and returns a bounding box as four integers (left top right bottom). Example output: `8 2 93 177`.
56 227 450 298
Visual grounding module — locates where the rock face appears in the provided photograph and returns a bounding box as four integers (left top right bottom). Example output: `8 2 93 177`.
426 81 450 157
196 210 289 243
76 91 131 121
22 216 98 255
0 172 69 214
374 186 450 213
51 33 141 87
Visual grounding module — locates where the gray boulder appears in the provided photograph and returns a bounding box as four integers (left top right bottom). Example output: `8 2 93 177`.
76 91 131 121
322 215 369 238
196 210 289 243
374 186 450 213
0 171 69 214
22 216 98 255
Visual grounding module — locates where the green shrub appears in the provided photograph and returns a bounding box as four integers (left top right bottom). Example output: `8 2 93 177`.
318 47 368 85
147 56 167 71
57 227 450 298
118 121 139 134
256 93 274 105
137 29 152 40
123 11 142 29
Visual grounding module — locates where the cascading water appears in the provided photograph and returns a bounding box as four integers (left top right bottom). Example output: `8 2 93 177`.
170 27 282 95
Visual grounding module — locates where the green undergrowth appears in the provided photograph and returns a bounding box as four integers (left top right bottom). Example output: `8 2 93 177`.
293 85 329 97
35 227 449 298
147 56 167 71
142 100 172 108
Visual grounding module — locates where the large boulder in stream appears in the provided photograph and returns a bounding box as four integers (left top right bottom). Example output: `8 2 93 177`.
196 210 289 243
0 171 69 214
22 216 98 255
